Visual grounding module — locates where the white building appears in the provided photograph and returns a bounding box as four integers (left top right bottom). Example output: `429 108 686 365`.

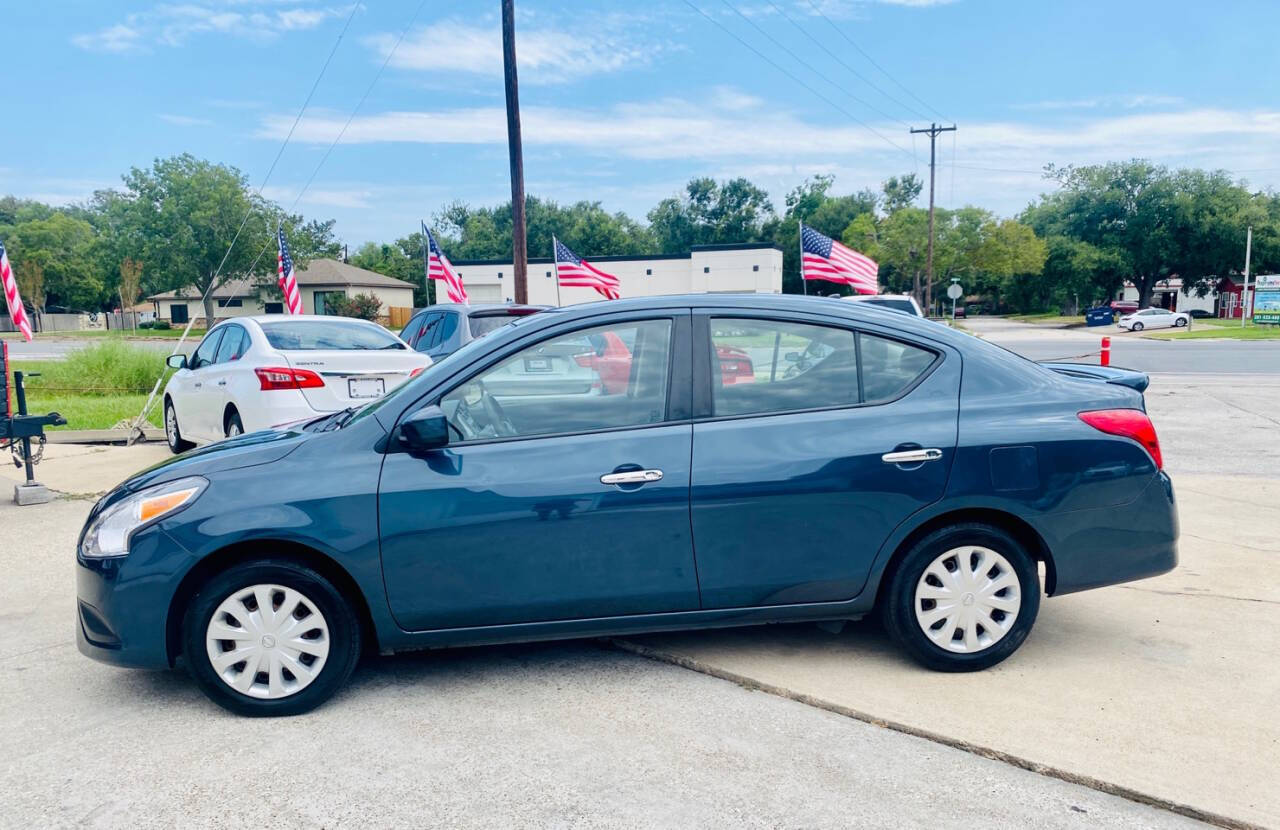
148 259 416 326
448 243 783 306
1118 276 1218 314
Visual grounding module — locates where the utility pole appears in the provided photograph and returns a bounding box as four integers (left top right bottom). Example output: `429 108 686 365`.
501 0 528 303
909 122 956 315
1242 225 1252 328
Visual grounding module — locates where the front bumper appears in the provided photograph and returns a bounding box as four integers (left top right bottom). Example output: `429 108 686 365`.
1037 470 1179 595
75 526 189 670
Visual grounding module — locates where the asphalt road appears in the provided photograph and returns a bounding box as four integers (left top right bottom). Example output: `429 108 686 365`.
963 316 1280 374
4 496 1201 829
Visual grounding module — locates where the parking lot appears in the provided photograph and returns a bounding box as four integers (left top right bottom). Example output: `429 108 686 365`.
3 318 1277 828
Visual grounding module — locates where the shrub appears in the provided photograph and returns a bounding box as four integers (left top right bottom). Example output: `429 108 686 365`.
152 320 171 330
326 292 383 321
25 342 166 396
137 321 154 329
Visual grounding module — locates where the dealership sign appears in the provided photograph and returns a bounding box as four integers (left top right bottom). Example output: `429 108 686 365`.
1254 274 1280 325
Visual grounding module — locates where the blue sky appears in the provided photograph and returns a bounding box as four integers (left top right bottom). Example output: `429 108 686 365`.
3 0 1278 246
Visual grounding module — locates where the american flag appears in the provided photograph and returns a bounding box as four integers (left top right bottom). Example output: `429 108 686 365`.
422 223 468 305
275 225 304 315
800 222 878 295
554 237 620 300
0 240 33 341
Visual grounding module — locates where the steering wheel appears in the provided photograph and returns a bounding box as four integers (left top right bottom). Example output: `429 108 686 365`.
479 383 518 437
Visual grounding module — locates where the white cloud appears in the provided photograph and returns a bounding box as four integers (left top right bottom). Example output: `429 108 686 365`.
256 98 1280 216
71 24 144 53
159 113 214 127
71 4 348 52
364 18 661 84
1016 93 1187 111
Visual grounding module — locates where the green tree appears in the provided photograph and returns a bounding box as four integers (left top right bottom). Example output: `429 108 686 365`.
648 177 773 253
103 154 275 324
6 212 101 311
881 173 923 214
327 292 382 321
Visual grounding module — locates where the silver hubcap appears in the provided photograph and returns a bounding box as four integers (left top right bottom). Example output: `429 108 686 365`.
166 407 178 444
205 584 330 699
914 546 1021 654
228 421 242 437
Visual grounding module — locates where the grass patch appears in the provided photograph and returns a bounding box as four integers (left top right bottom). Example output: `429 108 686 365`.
1008 312 1087 326
1146 325 1280 340
9 342 169 429
18 393 162 430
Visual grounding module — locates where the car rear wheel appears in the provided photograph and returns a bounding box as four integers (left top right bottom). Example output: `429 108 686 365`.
1131 321 1144 331
225 408 244 438
182 560 361 716
882 523 1040 671
165 399 194 454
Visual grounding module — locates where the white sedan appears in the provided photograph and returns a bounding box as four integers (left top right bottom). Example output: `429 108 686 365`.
1117 308 1190 332
162 315 430 452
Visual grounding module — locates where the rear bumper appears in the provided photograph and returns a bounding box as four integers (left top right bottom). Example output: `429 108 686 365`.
1036 471 1178 595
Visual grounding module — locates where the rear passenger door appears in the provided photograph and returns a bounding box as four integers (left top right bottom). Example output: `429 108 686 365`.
689 313 960 609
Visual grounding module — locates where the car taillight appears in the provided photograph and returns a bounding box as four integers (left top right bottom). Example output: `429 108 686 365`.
409 366 425 378
1078 409 1163 469
255 366 325 391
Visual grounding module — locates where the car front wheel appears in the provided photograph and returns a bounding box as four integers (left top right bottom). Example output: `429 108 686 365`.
225 408 244 438
1174 317 1187 327
182 560 362 716
1131 321 1144 331
165 399 194 454
882 523 1040 671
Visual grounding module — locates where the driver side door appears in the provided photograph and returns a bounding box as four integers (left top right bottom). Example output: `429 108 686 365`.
377 313 698 631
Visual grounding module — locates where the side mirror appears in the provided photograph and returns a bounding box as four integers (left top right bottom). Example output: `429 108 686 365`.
166 354 188 370
784 351 801 362
399 405 450 451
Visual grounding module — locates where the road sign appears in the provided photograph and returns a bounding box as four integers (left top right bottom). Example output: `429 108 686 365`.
946 283 963 300
1253 274 1280 325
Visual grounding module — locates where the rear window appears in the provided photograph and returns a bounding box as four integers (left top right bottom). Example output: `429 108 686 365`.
261 320 405 351
468 313 523 338
861 298 918 315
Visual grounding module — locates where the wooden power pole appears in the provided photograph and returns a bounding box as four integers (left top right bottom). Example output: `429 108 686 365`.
909 122 956 315
501 0 528 303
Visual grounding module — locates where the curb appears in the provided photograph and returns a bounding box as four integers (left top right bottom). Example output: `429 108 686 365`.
608 637 1259 830
44 428 164 445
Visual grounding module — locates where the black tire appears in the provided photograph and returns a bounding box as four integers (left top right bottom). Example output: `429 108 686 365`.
224 408 244 438
881 523 1040 672
1174 317 1187 327
1131 321 1143 331
182 559 362 717
165 398 194 454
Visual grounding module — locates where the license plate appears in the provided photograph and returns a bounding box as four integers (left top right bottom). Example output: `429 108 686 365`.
523 357 552 372
348 377 385 398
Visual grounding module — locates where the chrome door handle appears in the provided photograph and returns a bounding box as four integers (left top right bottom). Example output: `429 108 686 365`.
193 382 202 389
881 448 943 464
600 469 664 485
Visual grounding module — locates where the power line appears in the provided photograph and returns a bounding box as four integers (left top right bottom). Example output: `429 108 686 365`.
718 0 910 129
764 0 928 124
683 0 914 160
802 0 949 123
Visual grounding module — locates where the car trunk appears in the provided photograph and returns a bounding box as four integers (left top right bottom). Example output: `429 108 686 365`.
281 350 425 411
1040 362 1150 403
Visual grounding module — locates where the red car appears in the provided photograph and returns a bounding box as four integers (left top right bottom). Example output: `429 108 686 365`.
577 332 754 394
1110 300 1140 315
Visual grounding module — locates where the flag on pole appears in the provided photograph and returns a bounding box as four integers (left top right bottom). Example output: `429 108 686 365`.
422 223 469 305
276 225 304 314
800 222 878 295
554 237 620 300
0 239 34 341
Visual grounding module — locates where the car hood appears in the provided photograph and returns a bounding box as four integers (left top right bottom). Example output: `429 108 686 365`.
123 427 308 493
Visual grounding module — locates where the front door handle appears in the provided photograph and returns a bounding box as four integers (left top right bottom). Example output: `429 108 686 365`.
217 380 227 386
881 448 943 464
193 382 202 389
600 469 664 485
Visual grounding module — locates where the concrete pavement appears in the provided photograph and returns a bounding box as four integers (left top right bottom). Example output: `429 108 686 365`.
963 316 1280 374
1 497 1201 830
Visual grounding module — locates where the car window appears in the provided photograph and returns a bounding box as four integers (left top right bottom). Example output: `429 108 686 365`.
260 320 405 351
440 319 673 440
468 313 522 339
709 318 857 417
859 333 937 403
213 325 246 363
190 329 224 369
411 312 444 351
438 312 459 345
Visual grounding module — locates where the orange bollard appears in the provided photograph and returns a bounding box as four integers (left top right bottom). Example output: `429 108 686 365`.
1100 336 1111 366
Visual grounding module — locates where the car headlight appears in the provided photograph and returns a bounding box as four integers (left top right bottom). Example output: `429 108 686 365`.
81 476 208 559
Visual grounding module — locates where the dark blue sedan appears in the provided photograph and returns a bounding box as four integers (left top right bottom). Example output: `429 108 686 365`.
76 295 1177 716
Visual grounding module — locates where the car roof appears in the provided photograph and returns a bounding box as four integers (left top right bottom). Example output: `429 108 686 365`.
413 303 551 316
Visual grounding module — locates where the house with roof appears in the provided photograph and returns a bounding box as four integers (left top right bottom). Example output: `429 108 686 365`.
147 258 416 326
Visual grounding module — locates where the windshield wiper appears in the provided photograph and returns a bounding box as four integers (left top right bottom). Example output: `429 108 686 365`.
331 406 361 430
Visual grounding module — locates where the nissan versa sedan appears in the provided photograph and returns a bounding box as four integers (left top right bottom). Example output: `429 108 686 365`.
77 295 1178 716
